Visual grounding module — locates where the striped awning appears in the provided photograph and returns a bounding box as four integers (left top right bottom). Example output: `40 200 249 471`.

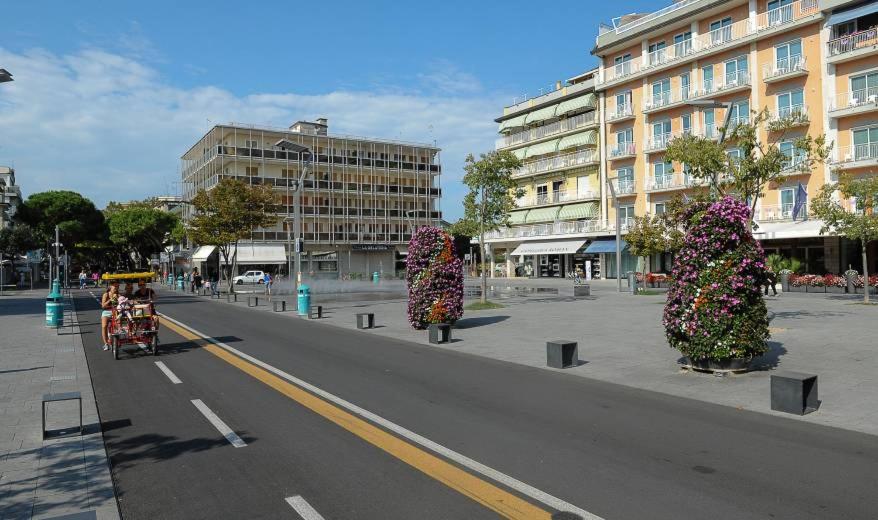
557 202 599 220
557 130 598 150
510 147 528 160
498 114 527 133
508 210 529 225
525 139 559 158
556 93 597 115
524 104 560 125
525 206 560 223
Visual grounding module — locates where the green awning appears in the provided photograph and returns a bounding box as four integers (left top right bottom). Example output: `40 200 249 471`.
525 139 559 158
498 114 527 133
524 104 560 125
525 206 560 223
557 130 598 150
510 147 528 160
508 210 529 225
556 93 597 115
557 202 599 220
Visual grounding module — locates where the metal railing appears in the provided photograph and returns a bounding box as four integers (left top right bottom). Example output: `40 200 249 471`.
608 142 636 159
755 0 818 30
615 179 636 195
644 172 702 192
496 112 596 149
608 0 700 35
512 149 599 178
607 103 635 122
833 143 878 164
484 219 629 240
768 104 809 127
762 55 806 80
754 202 808 221
829 87 878 112
827 27 878 57
644 87 692 111
517 189 601 208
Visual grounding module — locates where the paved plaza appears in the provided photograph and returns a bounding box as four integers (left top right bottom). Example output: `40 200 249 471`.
189 278 878 437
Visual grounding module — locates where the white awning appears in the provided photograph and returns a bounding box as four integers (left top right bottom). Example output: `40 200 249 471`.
828 2 878 26
752 220 825 240
190 246 216 263
511 239 586 256
224 244 287 264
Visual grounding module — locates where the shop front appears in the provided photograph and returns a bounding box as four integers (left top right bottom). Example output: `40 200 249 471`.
510 239 588 278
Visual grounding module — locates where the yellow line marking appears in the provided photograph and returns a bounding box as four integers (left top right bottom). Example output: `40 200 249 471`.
162 318 552 520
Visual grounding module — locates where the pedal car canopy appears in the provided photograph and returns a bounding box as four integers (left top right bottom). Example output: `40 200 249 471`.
101 272 156 281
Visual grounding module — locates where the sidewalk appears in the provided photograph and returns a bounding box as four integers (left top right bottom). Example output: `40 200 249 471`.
0 290 119 519
163 280 878 438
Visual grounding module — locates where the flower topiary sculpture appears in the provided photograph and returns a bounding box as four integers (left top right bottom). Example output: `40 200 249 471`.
663 196 770 362
406 226 464 329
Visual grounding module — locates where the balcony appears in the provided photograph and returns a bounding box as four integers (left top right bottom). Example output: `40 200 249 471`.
517 189 601 209
644 173 702 192
643 88 692 113
512 149 599 178
753 203 807 222
483 219 614 241
608 142 636 160
607 103 635 123
831 144 878 170
781 154 809 173
644 130 691 153
828 87 878 118
596 0 819 89
496 112 597 150
826 28 878 64
695 71 751 99
767 105 810 131
762 56 808 83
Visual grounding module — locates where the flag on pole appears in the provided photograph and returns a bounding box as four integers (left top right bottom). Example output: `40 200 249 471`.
792 182 807 221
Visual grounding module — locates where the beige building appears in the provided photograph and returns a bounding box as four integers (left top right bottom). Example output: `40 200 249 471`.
592 0 878 275
181 119 442 279
0 166 21 230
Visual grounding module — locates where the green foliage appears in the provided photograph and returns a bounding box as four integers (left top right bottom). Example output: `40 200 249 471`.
16 190 107 248
626 213 684 260
106 207 179 267
765 253 802 274
0 224 39 256
447 218 479 238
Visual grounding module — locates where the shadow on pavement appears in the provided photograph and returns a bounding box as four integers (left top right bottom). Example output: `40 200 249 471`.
752 341 788 370
454 315 510 329
106 431 258 473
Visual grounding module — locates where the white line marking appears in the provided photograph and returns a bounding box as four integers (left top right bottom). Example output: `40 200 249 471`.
162 314 599 519
155 361 182 384
191 399 247 448
285 496 325 520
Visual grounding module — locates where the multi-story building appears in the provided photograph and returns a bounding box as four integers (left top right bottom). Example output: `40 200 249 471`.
591 0 878 275
0 166 21 230
487 71 614 279
181 119 442 279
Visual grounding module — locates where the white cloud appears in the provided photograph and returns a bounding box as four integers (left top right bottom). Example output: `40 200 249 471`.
0 47 504 220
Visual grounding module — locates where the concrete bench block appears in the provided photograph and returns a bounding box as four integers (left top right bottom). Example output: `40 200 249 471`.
547 340 578 369
247 296 259 307
428 323 452 344
771 371 819 415
273 300 286 312
573 285 591 297
309 305 323 319
356 313 374 329
42 391 82 439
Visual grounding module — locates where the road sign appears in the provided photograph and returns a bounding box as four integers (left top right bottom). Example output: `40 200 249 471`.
26 250 43 264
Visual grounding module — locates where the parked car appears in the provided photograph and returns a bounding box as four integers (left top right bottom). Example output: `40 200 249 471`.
233 270 265 285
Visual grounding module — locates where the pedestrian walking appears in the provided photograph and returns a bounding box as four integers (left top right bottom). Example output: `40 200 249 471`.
263 272 272 300
193 268 203 294
210 275 220 297
764 269 778 296
79 270 87 290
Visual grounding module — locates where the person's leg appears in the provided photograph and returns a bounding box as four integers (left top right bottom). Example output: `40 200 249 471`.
101 316 109 346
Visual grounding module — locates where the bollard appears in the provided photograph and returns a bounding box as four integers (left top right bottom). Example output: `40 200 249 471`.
546 340 578 369
247 296 259 307
309 305 323 319
428 323 451 344
356 313 374 329
227 293 237 303
627 272 636 294
771 372 819 415
273 300 286 312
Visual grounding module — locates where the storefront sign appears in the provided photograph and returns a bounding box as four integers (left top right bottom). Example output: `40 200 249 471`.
352 244 392 251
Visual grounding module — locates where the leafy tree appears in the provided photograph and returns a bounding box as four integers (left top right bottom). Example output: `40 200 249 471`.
187 178 277 291
0 224 39 257
625 213 684 280
461 151 523 303
811 175 878 303
16 191 108 251
666 108 831 221
106 207 179 269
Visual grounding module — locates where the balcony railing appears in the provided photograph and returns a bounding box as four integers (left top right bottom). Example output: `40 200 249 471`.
762 55 807 80
703 70 751 96
609 142 636 159
755 0 818 30
767 105 809 130
615 179 636 195
827 27 878 58
512 149 599 178
644 172 702 192
829 87 878 112
484 219 627 241
644 130 691 153
496 112 596 149
517 189 600 208
646 40 695 67
644 88 692 111
754 202 808 221
833 144 878 165
781 154 809 172
607 103 635 122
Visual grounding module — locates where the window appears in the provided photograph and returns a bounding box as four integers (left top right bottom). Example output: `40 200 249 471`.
704 109 716 138
617 167 634 192
702 65 714 93
777 89 805 118
781 188 795 216
577 176 592 197
709 17 733 45
724 56 748 87
615 128 634 156
614 54 633 76
245 140 258 148
653 161 673 187
680 73 690 100
779 141 805 169
619 206 635 222
648 41 667 65
682 114 692 135
245 166 258 176
852 126 878 160
674 31 693 56
652 120 672 148
850 72 878 104
615 91 632 116
767 0 794 25
651 78 671 106
655 203 666 215
536 185 548 204
775 39 803 73
616 128 633 144
729 100 750 126
832 20 856 39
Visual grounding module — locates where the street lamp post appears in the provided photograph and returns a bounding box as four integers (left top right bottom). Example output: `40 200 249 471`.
274 140 312 307
606 177 623 293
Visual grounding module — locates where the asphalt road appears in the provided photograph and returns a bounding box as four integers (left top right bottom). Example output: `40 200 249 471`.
75 288 878 520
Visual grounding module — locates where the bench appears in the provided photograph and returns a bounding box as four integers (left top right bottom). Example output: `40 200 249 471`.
42 391 82 439
546 340 578 369
771 371 819 415
356 313 374 329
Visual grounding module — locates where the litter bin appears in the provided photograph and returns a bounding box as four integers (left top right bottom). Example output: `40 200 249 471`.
176 275 184 290
167 274 173 287
627 271 636 294
297 284 311 316
45 278 63 328
372 272 380 284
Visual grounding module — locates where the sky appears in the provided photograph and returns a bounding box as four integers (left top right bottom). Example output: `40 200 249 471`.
0 0 663 221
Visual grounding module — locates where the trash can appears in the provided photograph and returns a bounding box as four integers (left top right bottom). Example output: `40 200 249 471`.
167 274 173 287
372 272 380 284
297 284 311 317
627 271 636 294
176 275 184 290
45 278 63 328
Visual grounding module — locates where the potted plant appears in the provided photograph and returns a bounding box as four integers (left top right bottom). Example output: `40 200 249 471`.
824 274 846 294
664 197 769 373
806 274 826 293
406 226 464 330
788 274 806 292
845 269 858 293
859 275 878 295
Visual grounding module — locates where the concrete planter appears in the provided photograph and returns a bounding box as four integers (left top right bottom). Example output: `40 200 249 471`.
789 285 805 292
826 286 846 294
573 285 591 297
685 357 752 374
805 285 825 293
780 273 790 292
854 287 878 295
428 323 451 344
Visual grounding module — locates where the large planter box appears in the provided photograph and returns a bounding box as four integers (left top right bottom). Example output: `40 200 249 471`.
789 285 806 292
826 286 846 294
806 285 825 293
855 287 878 295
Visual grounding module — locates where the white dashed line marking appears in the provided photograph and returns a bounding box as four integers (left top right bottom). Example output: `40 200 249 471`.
191 399 247 448
285 496 325 520
154 361 182 384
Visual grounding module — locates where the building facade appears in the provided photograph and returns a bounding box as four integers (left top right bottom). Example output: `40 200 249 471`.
181 119 442 279
591 0 878 275
488 72 613 279
0 166 21 230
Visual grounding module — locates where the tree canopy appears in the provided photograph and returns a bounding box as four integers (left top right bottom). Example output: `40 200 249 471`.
0 224 39 257
106 207 179 268
16 190 107 248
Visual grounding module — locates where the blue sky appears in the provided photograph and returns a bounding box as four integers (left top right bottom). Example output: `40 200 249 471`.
1 0 663 220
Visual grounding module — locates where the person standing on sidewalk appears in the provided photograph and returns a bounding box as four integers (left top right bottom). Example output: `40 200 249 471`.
100 282 119 351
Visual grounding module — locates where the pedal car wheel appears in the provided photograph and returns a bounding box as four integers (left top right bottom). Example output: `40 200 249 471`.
112 336 119 360
151 335 159 356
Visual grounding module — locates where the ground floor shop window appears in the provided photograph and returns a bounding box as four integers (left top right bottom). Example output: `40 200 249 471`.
603 250 637 278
